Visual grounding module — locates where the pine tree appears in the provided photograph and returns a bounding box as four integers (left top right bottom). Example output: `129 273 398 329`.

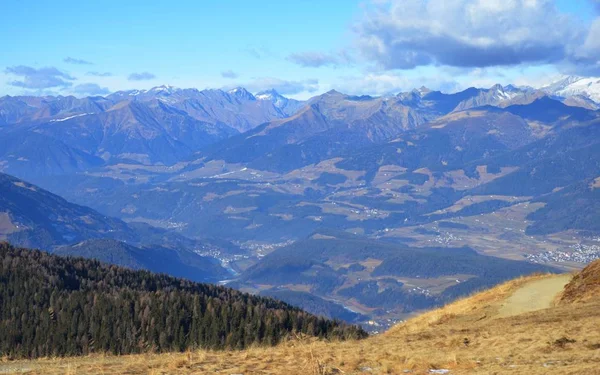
0 242 367 359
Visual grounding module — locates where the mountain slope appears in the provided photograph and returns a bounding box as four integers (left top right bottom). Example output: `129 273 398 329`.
0 131 105 180
53 238 230 283
255 89 304 115
503 95 597 124
107 86 296 132
473 119 600 197
2 84 596 184
40 96 600 252
203 90 438 172
334 99 570 180
0 87 303 180
0 95 113 125
559 258 600 303
1 99 237 171
0 172 236 282
0 243 366 359
542 75 600 102
10 262 600 374
0 172 137 249
238 232 558 324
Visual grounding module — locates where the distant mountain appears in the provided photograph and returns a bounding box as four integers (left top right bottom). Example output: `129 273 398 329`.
203 89 439 172
0 95 113 125
452 84 547 110
403 81 598 113
563 94 600 110
54 238 229 282
227 86 257 101
0 172 136 249
2 83 598 183
36 94 599 248
503 96 597 124
255 89 305 115
0 86 306 180
0 98 238 180
107 85 300 132
395 84 540 114
200 85 587 174
541 75 600 104
337 96 599 176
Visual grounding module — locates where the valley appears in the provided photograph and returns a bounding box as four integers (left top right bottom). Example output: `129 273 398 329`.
2 80 600 329
4 2 600 373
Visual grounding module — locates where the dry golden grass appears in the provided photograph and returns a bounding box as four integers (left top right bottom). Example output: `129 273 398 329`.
391 273 549 333
559 260 600 304
3 272 600 375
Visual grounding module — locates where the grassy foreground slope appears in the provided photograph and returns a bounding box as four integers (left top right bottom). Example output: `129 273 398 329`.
5 260 600 374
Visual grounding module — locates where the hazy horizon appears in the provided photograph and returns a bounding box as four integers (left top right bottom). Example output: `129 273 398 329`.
2 0 599 99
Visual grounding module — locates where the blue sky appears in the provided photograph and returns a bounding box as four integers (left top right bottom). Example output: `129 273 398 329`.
1 0 599 98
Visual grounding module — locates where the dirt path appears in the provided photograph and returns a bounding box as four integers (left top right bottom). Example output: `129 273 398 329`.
497 274 572 318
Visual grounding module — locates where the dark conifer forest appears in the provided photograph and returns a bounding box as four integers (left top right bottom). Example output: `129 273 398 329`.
0 242 366 359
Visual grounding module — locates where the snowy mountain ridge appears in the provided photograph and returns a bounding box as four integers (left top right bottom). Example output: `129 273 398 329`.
541 76 600 102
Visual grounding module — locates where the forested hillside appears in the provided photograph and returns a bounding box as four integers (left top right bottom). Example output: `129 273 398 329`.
0 243 366 359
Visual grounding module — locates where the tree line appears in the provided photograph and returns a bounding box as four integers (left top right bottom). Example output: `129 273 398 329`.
0 243 366 359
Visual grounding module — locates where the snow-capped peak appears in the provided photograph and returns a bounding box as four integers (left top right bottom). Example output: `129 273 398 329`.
149 84 179 94
228 87 255 100
541 75 600 102
504 84 521 92
256 89 292 108
486 83 534 101
255 89 282 100
541 76 583 93
416 86 432 96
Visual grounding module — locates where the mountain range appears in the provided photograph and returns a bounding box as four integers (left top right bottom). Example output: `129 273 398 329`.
1 75 600 328
1 76 597 183
541 75 600 105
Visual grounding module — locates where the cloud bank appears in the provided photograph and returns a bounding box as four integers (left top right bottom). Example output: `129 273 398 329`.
243 77 319 95
64 57 93 65
5 65 76 89
72 83 110 96
221 70 239 79
128 72 156 81
86 71 112 77
354 0 600 75
288 52 342 68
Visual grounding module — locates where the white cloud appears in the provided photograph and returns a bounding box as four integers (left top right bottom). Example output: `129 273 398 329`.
86 71 112 77
64 57 93 65
240 77 320 95
354 0 597 74
334 71 460 96
221 70 239 79
5 65 76 89
128 72 156 81
71 83 110 96
288 51 353 68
